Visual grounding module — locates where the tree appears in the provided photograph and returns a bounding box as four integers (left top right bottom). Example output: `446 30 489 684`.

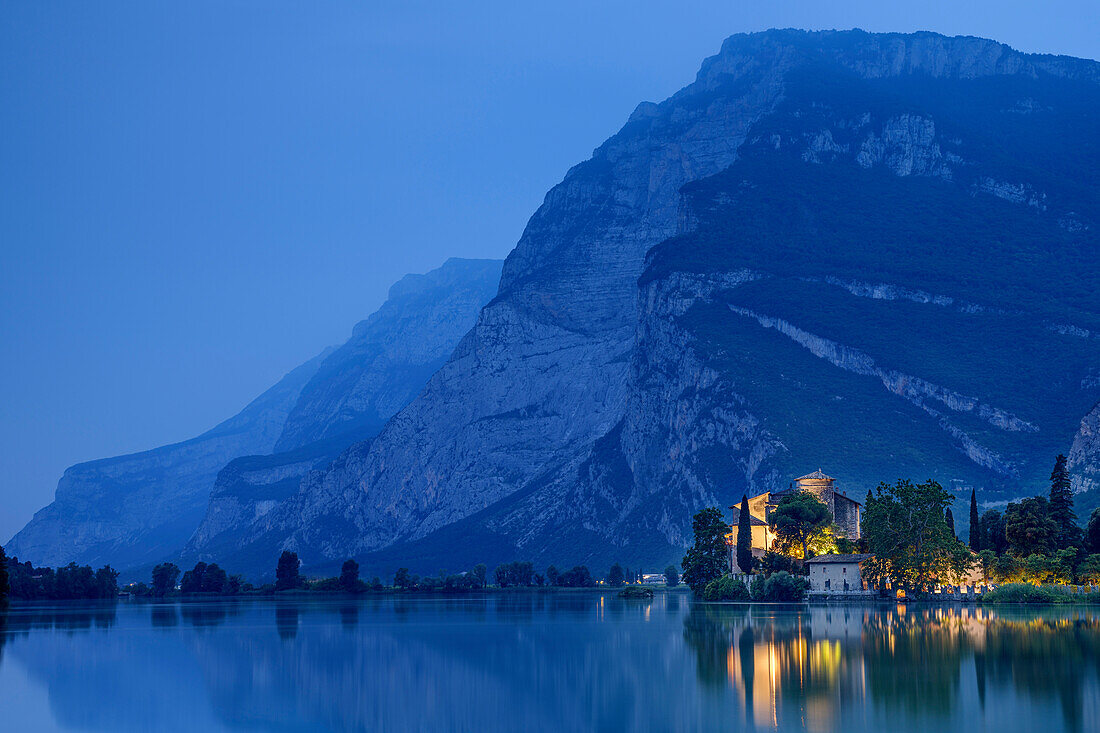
1048 454 1079 549
979 509 1008 554
862 479 972 593
151 562 180 597
1088 509 1100 554
1078 554 1100 584
200 563 227 593
969 490 981 551
471 563 487 589
681 507 730 595
664 565 679 587
607 563 625 587
545 565 560 587
393 567 412 589
180 562 208 594
945 508 956 538
275 551 301 591
735 494 754 574
703 575 750 601
1005 497 1058 557
769 492 832 562
0 545 10 602
340 559 360 592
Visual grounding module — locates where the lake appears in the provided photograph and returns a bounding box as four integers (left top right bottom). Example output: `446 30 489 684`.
0 593 1097 732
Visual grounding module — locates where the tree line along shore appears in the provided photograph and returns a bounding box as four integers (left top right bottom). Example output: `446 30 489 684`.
3 456 1099 606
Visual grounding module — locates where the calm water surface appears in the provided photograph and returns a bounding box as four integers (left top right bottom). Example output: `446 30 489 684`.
1 593 1097 732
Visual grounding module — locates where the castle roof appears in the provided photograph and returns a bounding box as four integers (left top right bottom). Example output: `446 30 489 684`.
796 469 835 481
806 553 873 564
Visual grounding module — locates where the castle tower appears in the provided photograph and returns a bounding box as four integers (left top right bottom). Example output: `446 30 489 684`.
795 469 836 516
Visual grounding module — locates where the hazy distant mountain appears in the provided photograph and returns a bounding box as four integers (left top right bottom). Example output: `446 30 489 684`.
7 258 502 572
213 29 1098 578
182 258 503 566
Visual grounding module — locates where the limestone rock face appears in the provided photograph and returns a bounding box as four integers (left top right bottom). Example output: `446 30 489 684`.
218 30 1099 576
1069 404 1100 495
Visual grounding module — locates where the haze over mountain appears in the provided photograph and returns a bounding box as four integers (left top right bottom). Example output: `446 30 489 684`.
194 29 1098 578
6 258 502 572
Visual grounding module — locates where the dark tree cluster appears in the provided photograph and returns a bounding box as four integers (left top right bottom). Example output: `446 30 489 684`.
391 563 488 593
5 555 118 600
494 561 534 587
967 455 1100 586
546 565 596 587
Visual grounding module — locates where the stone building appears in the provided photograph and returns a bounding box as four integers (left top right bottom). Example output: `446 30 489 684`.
729 470 862 558
807 553 874 594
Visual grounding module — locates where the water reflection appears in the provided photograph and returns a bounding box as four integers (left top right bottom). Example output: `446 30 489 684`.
0 596 1097 732
683 604 1100 732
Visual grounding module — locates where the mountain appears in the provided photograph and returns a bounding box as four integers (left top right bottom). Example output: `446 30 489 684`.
182 258 503 566
206 29 1099 579
3 352 330 571
7 258 503 572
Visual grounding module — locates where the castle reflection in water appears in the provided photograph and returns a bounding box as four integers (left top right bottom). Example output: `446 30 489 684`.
683 603 1100 732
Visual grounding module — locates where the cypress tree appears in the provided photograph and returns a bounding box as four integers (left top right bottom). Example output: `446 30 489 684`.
969 490 981 551
945 507 956 538
1049 454 1078 548
736 495 754 574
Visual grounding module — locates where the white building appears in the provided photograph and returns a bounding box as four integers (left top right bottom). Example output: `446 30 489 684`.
806 553 873 594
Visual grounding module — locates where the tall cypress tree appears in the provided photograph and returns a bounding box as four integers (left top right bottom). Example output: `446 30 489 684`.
945 507 956 538
736 495 754 574
969 490 981 551
1049 454 1078 548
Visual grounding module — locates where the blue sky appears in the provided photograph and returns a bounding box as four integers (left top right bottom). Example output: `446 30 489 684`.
1 1 1097 542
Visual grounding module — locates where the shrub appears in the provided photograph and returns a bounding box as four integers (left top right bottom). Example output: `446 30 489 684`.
756 571 808 602
702 575 751 601
619 586 654 599
749 574 766 600
981 583 1100 604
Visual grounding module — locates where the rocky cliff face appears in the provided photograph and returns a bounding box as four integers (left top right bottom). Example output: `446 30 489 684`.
210 30 1098 577
8 258 502 573
1069 403 1100 495
4 353 329 570
182 258 502 566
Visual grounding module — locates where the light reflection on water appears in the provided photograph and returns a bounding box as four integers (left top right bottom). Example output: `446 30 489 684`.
0 594 1097 732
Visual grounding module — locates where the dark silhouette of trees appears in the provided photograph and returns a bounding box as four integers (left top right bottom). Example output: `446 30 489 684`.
554 565 595 587
471 563 487 589
180 562 228 594
1048 454 1080 549
394 567 412 589
1088 509 1100 554
682 507 729 594
340 559 360 592
736 494 754 573
607 563 625 587
945 508 956 538
979 509 1008 554
1005 497 1059 557
275 551 301 591
0 546 9 602
664 565 679 587
494 561 534 587
151 562 180 597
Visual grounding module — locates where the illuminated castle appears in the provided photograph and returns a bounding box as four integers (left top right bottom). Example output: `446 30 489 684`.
729 470 862 557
